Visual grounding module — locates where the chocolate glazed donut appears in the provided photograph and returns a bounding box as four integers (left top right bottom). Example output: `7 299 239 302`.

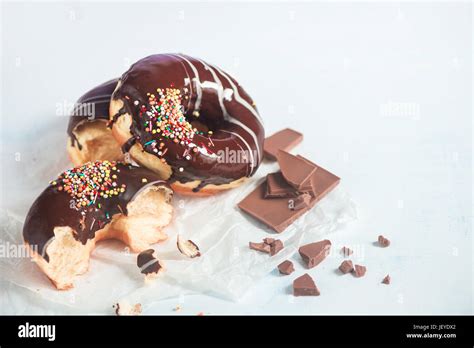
67 79 124 166
23 161 173 289
109 54 265 195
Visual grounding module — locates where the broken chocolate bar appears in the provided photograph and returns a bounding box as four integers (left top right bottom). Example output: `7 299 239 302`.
289 193 311 211
299 240 331 269
378 235 390 247
277 150 316 190
338 260 354 274
263 128 303 161
353 264 367 278
238 158 340 233
278 260 294 275
293 273 320 296
265 172 298 198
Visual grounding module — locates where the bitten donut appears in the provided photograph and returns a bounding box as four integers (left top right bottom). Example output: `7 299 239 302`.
23 160 173 290
109 54 265 196
67 79 123 166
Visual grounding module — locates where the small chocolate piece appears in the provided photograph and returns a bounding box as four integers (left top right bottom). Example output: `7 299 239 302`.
263 237 275 245
238 159 340 233
338 260 354 274
293 273 320 296
177 235 201 258
299 240 331 269
249 242 271 253
341 246 353 257
137 249 162 275
278 260 294 275
265 172 298 198
382 274 391 284
353 264 367 278
289 193 311 211
270 239 284 256
378 235 390 247
277 151 317 190
263 128 303 161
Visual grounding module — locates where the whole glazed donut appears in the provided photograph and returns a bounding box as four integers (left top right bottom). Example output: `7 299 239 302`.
67 79 123 166
109 54 265 196
23 160 173 289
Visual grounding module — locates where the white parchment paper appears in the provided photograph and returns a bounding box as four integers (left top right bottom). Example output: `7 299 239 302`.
0 119 357 313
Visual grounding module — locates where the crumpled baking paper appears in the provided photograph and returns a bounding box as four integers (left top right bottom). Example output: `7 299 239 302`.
0 119 357 313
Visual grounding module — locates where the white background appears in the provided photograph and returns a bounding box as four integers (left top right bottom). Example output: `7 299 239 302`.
1 1 472 314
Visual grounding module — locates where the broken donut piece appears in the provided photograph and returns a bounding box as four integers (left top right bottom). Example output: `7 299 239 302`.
23 160 173 290
137 249 163 278
293 273 320 296
177 235 201 258
298 240 331 269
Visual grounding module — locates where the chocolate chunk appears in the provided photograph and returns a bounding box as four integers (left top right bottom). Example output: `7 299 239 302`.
278 260 294 275
263 237 275 245
378 235 390 247
382 274 391 284
238 160 340 233
249 242 271 253
296 155 340 197
341 246 353 257
277 151 317 190
289 193 311 211
293 273 320 296
353 264 367 277
263 128 303 161
338 260 354 274
137 249 162 275
265 172 298 198
299 239 331 269
270 239 284 256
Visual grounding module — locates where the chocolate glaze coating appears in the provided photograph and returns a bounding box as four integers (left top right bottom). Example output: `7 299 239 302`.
23 162 171 262
67 79 119 149
111 54 265 188
137 249 162 275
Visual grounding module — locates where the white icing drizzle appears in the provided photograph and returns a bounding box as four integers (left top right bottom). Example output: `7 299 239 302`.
193 57 260 169
174 54 203 112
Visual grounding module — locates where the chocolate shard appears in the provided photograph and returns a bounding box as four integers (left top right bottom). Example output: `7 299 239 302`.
137 249 162 275
249 241 271 253
263 128 303 161
289 193 311 211
270 239 284 256
265 172 298 198
353 264 367 278
382 274 391 284
277 151 317 190
338 260 354 274
238 158 340 233
293 273 320 296
378 235 390 247
263 237 275 245
341 246 353 257
299 239 331 269
278 260 294 275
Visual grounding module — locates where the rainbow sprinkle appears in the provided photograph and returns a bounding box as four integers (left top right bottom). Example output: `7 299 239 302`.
50 160 126 209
